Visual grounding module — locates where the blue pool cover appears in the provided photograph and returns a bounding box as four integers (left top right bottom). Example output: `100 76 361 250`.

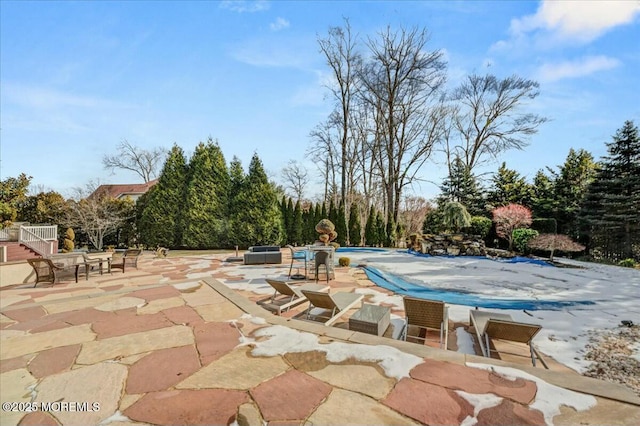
362 265 595 311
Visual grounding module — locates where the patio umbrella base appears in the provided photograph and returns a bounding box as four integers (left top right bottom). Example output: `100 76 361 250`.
291 273 306 280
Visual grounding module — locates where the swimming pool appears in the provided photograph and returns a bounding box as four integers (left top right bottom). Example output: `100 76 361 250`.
362 264 596 311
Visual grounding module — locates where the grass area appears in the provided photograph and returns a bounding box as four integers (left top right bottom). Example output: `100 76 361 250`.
165 249 235 258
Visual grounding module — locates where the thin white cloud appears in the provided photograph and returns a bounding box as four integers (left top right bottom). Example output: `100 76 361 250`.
511 0 640 42
537 55 621 82
219 0 270 13
269 17 290 31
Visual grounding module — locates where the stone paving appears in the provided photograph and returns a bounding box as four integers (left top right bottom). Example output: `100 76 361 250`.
0 252 638 425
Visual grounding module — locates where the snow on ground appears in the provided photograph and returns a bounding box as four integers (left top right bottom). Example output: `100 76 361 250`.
467 362 597 425
346 250 640 373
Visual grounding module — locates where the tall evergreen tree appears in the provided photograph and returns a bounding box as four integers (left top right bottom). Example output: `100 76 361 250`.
138 145 187 248
280 195 289 243
320 202 327 219
302 203 313 244
552 149 597 238
440 156 485 216
232 154 283 246
285 198 295 244
581 121 640 260
486 162 532 208
182 139 229 248
292 200 303 245
348 202 362 246
364 205 377 246
530 170 556 220
335 200 348 246
376 211 387 247
228 156 246 247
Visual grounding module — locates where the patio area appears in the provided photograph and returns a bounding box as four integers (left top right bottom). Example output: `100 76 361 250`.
1 251 638 425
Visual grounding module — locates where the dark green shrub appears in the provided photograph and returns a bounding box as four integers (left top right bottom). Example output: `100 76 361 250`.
532 218 557 234
513 228 538 253
422 209 443 234
338 257 350 267
469 216 492 239
618 258 636 268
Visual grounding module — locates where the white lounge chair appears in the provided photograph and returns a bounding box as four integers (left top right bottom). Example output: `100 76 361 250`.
257 279 328 315
301 290 363 326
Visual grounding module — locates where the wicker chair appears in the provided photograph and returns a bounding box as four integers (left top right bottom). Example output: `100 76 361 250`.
402 296 449 349
27 258 80 287
110 249 142 273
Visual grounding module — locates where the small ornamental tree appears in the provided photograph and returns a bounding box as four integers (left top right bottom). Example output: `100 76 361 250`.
492 203 532 252
528 233 585 261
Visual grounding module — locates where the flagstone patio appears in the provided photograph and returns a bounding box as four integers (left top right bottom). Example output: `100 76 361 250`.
0 252 638 425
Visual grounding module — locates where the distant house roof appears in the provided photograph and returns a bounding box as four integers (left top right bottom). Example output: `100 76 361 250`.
90 179 158 200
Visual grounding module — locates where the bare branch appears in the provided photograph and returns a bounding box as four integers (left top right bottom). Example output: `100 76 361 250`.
103 139 166 183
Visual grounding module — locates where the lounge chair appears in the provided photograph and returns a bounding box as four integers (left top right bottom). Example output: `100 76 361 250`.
402 296 449 349
301 289 363 326
257 279 329 315
110 248 142 273
286 245 307 278
469 309 547 368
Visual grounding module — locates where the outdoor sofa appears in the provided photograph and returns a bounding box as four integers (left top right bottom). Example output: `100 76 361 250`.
243 245 282 265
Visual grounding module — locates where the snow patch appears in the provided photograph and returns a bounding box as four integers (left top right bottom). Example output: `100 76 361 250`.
455 327 476 355
467 362 597 425
252 325 423 379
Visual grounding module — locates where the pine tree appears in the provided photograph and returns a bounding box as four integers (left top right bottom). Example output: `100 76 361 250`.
335 200 348 246
348 202 362 246
285 198 294 244
292 200 303 245
320 202 327 220
376 211 387 247
182 139 229 248
581 121 640 260
280 195 289 243
138 145 187 248
486 162 533 209
552 149 597 238
233 154 283 246
228 156 246 248
530 170 556 219
364 205 377 246
440 157 485 216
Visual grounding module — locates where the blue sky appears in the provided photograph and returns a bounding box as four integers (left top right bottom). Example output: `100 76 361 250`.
2 0 639 199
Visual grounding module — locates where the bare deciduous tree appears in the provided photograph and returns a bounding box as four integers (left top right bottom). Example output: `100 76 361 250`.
360 26 447 226
103 139 166 183
318 18 362 203
399 196 432 235
308 116 340 203
281 160 309 201
65 183 135 250
449 74 547 172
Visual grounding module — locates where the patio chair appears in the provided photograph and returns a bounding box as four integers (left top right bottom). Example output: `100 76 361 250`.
470 309 547 368
27 258 80 287
301 289 363 326
402 296 449 349
314 250 331 283
82 253 109 277
257 279 329 315
110 248 142 273
286 245 307 279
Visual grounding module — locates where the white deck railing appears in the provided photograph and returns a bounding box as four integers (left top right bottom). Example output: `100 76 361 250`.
19 225 57 257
